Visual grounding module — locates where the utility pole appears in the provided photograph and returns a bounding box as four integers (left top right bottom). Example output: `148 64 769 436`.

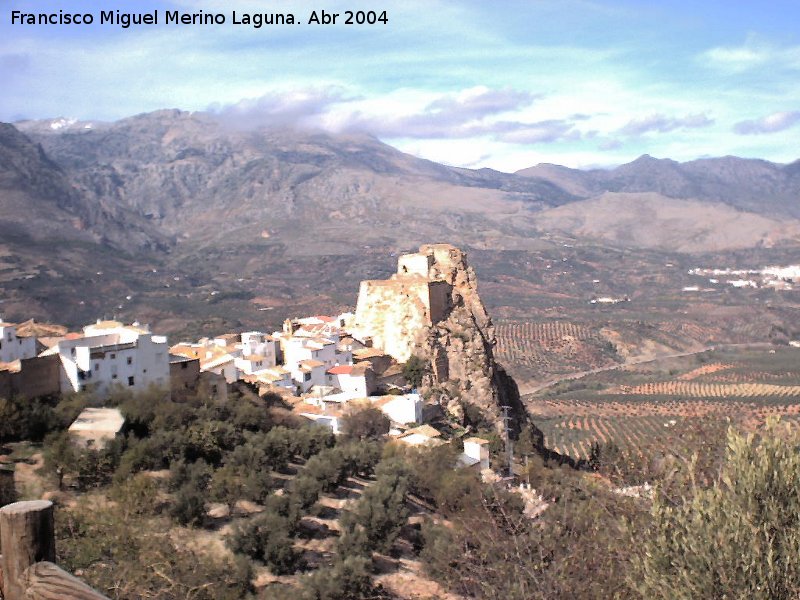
501 405 513 478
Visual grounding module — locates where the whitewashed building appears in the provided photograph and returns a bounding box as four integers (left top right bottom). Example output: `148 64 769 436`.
372 393 423 425
0 319 37 364
52 321 170 397
326 364 376 398
239 331 278 368
291 359 327 393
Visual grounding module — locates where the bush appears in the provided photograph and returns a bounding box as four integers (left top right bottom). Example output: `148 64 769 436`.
340 406 390 441
109 473 161 518
401 356 428 389
299 555 376 600
228 512 303 575
340 457 410 554
57 502 253 599
171 484 207 527
633 420 800 600
0 396 59 443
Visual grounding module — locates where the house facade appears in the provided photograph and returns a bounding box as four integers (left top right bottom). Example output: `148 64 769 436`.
0 319 38 364
54 321 170 397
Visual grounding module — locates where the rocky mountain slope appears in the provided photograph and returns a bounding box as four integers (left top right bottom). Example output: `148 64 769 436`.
1 109 799 335
518 154 800 219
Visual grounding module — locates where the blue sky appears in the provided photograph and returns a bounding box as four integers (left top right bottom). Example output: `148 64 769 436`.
1 0 798 170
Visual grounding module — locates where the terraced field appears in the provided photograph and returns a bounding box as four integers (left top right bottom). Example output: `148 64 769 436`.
525 346 800 462
618 382 800 398
533 414 687 460
495 321 619 381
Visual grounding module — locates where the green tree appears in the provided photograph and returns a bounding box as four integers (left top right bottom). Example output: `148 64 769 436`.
171 484 207 527
340 457 410 554
228 511 303 575
299 555 376 600
42 431 82 490
210 464 247 516
401 355 428 389
340 406 390 441
634 420 800 600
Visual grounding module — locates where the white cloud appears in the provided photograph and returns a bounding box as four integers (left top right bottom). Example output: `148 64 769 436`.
618 113 714 137
734 111 800 135
701 36 800 72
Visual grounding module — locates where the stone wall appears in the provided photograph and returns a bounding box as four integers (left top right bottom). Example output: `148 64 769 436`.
0 355 60 400
352 278 438 363
396 252 433 277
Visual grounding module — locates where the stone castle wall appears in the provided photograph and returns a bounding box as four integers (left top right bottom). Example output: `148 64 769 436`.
353 277 445 363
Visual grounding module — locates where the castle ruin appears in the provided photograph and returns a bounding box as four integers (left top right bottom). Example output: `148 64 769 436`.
351 244 526 430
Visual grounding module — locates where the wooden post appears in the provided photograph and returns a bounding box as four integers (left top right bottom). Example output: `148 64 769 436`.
21 561 109 600
0 500 55 600
0 465 15 507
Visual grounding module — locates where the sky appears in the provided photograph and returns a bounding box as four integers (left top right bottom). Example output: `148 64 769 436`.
1 0 799 171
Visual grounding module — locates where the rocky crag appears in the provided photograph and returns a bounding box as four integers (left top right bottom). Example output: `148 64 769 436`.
351 243 527 431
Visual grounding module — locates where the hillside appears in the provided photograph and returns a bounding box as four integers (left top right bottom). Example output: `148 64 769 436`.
518 154 800 219
1 110 799 342
530 192 800 252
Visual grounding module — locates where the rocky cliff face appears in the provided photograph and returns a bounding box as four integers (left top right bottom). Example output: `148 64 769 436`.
412 245 526 431
352 243 527 431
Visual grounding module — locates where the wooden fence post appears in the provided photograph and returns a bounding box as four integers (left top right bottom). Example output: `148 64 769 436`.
0 500 55 600
0 465 15 507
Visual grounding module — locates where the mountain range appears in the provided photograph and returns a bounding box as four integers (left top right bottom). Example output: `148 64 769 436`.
1 109 799 333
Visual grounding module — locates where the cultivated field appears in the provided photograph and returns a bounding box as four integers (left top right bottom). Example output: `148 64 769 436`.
524 346 800 462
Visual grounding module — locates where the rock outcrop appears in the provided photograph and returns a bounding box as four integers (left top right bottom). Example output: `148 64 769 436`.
351 243 527 430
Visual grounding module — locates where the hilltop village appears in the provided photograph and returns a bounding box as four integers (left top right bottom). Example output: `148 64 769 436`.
1 243 503 464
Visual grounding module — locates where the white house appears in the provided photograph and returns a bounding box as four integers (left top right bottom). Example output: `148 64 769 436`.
284 336 339 371
0 319 38 364
243 366 295 394
298 401 344 434
326 364 376 398
53 321 170 397
372 393 423 425
460 437 490 470
200 353 240 384
235 354 271 376
291 359 327 393
239 331 277 368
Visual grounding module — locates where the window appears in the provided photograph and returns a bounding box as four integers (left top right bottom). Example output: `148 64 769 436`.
95 363 100 371
110 353 116 359
181 362 188 370
304 373 311 382
128 376 135 386
0 341 3 349
126 356 132 365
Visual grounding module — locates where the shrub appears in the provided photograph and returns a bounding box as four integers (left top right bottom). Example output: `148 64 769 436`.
299 555 376 600
340 406 390 441
340 457 410 554
171 484 207 527
401 356 428 389
633 420 800 600
228 512 303 575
